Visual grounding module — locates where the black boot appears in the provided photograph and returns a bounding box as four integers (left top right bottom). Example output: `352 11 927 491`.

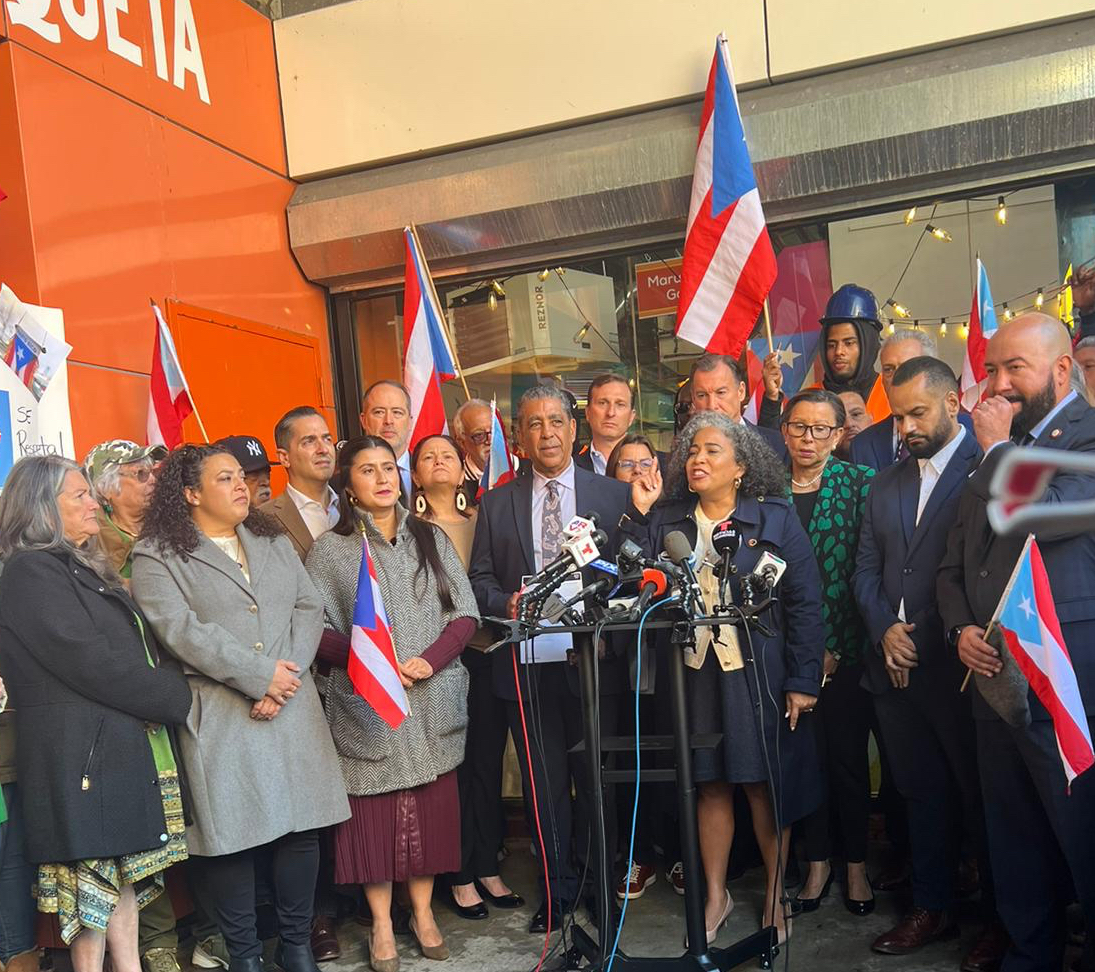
228 958 264 972
275 942 321 972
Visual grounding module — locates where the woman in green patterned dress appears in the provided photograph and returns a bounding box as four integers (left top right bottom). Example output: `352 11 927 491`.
0 456 191 972
779 390 877 916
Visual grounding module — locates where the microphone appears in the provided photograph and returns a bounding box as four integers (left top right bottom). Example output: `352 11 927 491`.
631 567 669 618
712 519 741 607
664 530 702 614
741 550 787 606
517 527 610 617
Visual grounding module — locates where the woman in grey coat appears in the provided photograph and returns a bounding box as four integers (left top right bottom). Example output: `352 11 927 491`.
131 445 349 972
306 436 477 972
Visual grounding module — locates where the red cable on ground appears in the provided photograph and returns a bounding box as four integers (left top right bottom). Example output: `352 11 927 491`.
513 645 552 972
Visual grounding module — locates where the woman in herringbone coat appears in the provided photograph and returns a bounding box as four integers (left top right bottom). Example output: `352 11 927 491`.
306 436 477 972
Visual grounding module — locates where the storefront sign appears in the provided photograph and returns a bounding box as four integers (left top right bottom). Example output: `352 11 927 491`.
634 258 683 319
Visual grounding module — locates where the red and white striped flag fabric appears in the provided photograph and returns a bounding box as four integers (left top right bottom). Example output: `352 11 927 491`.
993 536 1094 786
348 531 409 730
403 227 457 452
147 303 194 449
960 258 999 411
675 34 777 357
477 397 516 499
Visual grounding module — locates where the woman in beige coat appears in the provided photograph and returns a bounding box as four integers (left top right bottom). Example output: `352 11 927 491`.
131 445 349 972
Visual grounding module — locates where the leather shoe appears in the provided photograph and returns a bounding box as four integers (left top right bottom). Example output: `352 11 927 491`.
873 855 911 893
529 900 571 934
449 893 488 921
792 865 833 913
228 960 263 972
872 909 959 954
960 921 1010 972
475 880 524 909
309 918 340 963
275 943 320 972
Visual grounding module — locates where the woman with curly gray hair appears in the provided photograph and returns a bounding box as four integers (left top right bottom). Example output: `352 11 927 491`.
624 412 824 948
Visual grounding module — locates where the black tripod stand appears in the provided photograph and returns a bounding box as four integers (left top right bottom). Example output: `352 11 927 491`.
494 613 781 971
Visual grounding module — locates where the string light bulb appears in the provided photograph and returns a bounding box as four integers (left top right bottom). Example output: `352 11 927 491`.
1035 288 1044 309
487 291 498 312
996 196 1007 226
1003 303 1013 321
904 206 917 225
886 321 896 335
939 319 947 336
490 280 506 297
958 322 969 340
573 322 591 343
925 224 953 242
886 299 911 318
537 268 551 281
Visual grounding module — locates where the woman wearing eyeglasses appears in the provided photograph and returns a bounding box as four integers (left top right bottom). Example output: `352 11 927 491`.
780 390 876 917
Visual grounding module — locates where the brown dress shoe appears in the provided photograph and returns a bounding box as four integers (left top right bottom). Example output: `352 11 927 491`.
960 922 1010 972
871 908 959 955
310 917 341 963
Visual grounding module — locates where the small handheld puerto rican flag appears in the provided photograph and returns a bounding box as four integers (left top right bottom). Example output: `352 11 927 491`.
478 397 515 499
347 531 409 729
4 330 39 391
992 535 1094 787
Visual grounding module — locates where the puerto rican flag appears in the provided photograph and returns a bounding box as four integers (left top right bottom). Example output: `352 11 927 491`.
348 531 409 730
4 331 39 392
147 303 194 450
478 397 515 498
403 227 458 452
960 258 998 411
993 536 1094 786
675 34 777 357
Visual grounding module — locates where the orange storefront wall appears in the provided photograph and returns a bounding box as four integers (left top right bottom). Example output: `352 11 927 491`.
0 0 332 461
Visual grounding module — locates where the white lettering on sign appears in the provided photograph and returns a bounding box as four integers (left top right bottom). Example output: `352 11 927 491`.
5 0 211 105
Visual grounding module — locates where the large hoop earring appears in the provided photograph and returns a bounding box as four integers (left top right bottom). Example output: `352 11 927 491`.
455 491 468 512
414 493 428 515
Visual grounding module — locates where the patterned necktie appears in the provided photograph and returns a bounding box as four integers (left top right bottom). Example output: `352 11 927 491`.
541 480 563 566
895 439 909 463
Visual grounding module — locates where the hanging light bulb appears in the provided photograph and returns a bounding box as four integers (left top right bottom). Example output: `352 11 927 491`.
996 196 1007 226
487 291 498 312
958 322 969 340
537 268 551 281
939 318 948 336
885 321 896 335
904 206 918 225
925 224 953 242
554 267 566 276
886 299 911 318
1035 288 1044 309
1003 303 1013 321
573 321 591 343
490 280 506 297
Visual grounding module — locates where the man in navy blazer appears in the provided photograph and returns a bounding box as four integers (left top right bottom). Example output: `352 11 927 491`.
688 353 788 461
469 385 631 932
851 328 973 472
937 315 1095 972
853 356 1004 967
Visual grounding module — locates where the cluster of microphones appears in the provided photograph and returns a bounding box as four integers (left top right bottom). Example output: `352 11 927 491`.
504 512 788 638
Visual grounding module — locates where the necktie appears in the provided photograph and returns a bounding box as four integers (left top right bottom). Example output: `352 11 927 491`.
541 480 563 566
895 439 909 463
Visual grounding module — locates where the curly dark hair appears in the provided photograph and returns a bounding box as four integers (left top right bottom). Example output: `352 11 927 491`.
141 444 284 557
666 412 789 500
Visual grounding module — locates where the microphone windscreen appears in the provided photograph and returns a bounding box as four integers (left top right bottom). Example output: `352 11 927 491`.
640 567 668 595
712 520 741 557
664 530 694 566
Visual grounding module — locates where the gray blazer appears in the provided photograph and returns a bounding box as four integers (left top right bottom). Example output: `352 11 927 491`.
131 527 349 857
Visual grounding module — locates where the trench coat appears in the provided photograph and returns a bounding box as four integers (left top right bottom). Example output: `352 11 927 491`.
131 527 349 857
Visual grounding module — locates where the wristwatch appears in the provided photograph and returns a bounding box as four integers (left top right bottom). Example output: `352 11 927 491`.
947 625 966 648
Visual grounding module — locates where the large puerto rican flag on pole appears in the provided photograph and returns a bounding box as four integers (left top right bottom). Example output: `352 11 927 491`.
147 303 194 449
992 535 1094 786
348 531 409 730
675 34 777 357
478 397 516 498
960 257 998 411
403 227 458 452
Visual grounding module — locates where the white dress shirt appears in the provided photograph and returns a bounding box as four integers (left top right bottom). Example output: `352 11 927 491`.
531 460 577 570
285 483 339 540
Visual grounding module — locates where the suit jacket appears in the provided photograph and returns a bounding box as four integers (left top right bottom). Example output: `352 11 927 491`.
854 430 982 695
131 528 349 855
938 395 1095 719
852 412 974 472
0 550 191 863
260 490 314 562
752 421 789 463
468 463 632 701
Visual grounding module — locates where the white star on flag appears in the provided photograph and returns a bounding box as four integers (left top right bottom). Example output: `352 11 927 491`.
775 343 800 370
1018 595 1034 621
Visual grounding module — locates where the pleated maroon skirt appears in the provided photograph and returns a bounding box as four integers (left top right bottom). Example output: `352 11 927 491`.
332 771 461 884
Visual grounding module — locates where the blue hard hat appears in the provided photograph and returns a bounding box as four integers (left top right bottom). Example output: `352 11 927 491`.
819 284 882 329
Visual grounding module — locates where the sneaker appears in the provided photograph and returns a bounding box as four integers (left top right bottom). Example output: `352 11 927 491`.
616 862 656 900
666 861 686 896
191 937 230 970
141 949 181 972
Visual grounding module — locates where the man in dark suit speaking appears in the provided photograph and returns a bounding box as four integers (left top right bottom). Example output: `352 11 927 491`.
853 358 1003 969
469 385 632 933
938 314 1095 972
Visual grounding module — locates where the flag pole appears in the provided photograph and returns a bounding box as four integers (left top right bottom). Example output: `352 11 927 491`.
762 298 774 354
959 534 1032 692
408 224 472 402
150 298 210 443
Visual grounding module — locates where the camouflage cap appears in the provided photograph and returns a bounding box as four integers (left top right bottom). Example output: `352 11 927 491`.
83 440 168 484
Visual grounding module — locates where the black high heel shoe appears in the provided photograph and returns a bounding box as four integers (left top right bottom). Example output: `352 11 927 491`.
475 880 524 909
791 865 834 913
843 869 875 916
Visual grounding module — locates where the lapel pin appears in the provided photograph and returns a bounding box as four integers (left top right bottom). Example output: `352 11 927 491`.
748 538 758 547
1051 428 1062 438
